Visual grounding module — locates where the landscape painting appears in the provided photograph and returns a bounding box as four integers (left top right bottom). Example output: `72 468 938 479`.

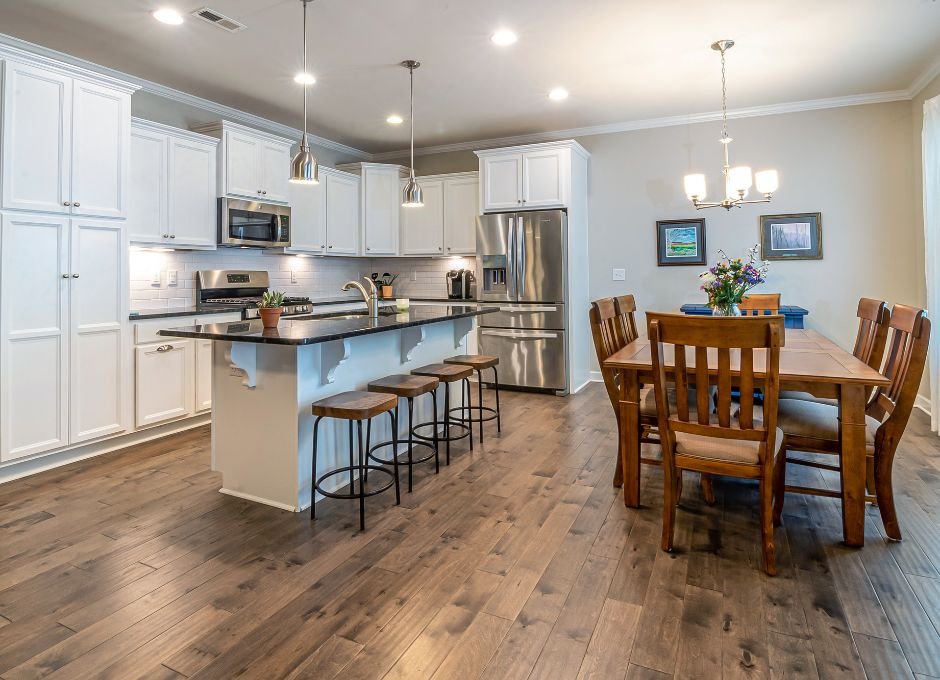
657 219 706 266
760 213 822 260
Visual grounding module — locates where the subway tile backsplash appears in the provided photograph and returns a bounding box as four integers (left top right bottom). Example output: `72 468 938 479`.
129 249 475 310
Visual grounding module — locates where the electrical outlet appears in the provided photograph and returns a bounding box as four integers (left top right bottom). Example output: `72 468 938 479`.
291 269 297 284
412 270 417 281
151 270 162 286
612 268 626 281
168 270 178 286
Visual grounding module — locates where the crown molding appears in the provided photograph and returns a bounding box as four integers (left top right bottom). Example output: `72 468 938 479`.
372 89 912 159
910 54 940 98
0 32 371 160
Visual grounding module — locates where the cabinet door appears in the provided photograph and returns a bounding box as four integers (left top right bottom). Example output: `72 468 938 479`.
325 172 360 255
0 214 69 460
481 153 522 212
195 339 213 411
1 61 72 214
169 138 217 248
224 130 261 199
70 218 125 443
70 79 130 218
522 148 568 208
128 127 168 244
400 179 444 255
260 142 291 203
362 166 399 255
135 340 194 427
287 180 325 253
443 176 479 255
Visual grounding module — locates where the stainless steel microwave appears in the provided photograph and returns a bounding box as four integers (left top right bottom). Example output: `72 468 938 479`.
218 198 291 248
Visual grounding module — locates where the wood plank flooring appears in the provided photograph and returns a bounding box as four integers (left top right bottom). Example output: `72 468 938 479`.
2 384 940 678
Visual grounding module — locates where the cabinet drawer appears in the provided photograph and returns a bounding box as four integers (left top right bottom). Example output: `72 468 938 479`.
135 316 198 344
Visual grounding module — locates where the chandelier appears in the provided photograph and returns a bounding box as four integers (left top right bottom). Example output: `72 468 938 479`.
683 40 778 210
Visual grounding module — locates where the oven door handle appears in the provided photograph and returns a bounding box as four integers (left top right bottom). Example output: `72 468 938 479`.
480 329 559 340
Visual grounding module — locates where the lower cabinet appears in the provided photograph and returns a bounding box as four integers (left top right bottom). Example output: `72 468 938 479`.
195 339 213 412
135 339 194 427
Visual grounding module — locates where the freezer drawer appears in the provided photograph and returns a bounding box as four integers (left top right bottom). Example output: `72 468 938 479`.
480 303 566 330
478 327 566 392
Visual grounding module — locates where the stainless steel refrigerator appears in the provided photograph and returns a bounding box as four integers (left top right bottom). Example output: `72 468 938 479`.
476 210 569 394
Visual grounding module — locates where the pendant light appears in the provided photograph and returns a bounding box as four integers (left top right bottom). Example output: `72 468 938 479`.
289 0 319 184
401 60 423 207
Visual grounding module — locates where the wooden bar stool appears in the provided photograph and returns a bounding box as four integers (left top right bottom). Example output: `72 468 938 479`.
411 363 474 464
311 390 400 531
367 374 440 493
444 355 501 443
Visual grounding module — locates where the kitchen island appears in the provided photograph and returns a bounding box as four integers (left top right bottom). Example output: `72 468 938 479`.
159 304 495 511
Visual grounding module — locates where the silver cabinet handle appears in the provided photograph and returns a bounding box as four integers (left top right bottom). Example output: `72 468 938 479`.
155 344 173 352
328 245 334 249
62 274 69 279
438 247 443 251
73 202 81 207
170 234 176 239
72 274 79 278
63 201 71 206
320 244 325 248
162 234 169 238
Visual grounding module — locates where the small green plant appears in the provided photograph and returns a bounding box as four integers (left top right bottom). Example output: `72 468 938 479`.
257 290 286 308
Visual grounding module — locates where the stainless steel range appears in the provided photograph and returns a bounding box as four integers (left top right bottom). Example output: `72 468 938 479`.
196 270 312 320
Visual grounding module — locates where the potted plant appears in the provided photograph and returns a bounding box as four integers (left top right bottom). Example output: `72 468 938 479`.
257 290 286 328
372 272 399 299
699 244 769 316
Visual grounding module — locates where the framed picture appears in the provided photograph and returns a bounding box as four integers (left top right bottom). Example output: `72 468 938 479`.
656 218 707 266
759 213 822 260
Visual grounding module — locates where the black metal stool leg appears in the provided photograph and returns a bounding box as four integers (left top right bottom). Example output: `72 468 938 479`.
443 383 451 465
431 391 440 473
464 377 473 451
406 398 415 492
389 409 400 504
311 416 323 519
364 416 372 483
347 420 355 496
493 367 502 432
357 419 366 531
476 368 485 443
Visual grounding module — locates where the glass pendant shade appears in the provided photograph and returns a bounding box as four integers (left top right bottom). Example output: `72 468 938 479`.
289 145 319 184
683 173 707 200
402 175 424 207
755 169 779 194
728 166 752 196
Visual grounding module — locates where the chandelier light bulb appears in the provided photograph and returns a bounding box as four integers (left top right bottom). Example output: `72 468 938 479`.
755 169 779 195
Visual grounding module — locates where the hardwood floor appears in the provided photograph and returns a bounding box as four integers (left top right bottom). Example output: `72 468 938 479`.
2 383 940 678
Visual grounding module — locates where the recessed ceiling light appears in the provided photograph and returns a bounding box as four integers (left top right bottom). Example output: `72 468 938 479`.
386 114 404 125
293 72 316 85
548 87 569 101
152 8 184 25
491 29 518 46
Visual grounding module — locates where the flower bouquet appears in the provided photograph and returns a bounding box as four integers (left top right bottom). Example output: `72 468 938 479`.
699 244 769 316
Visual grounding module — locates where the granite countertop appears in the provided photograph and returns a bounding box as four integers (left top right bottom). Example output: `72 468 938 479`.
129 304 246 320
157 304 496 346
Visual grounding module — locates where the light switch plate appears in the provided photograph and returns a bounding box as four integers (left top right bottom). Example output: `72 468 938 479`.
612 268 626 281
168 270 178 286
291 269 297 284
151 271 161 286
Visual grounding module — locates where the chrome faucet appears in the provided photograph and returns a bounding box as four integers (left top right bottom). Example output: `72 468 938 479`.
342 276 380 318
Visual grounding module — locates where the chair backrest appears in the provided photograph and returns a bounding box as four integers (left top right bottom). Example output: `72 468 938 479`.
590 298 627 414
868 304 930 456
853 298 891 371
613 295 639 344
647 313 784 463
739 293 781 316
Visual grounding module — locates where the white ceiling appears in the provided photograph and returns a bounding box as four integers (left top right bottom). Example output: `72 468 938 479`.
1 0 939 154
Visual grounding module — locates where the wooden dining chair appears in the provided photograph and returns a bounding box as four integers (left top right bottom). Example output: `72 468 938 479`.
780 298 890 406
648 312 785 575
775 304 929 540
613 294 639 345
590 297 661 489
739 293 781 316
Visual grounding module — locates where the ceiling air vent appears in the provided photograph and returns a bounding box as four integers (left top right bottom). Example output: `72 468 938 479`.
191 7 246 33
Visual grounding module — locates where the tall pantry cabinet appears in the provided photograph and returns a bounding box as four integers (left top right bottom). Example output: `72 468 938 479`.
0 56 137 462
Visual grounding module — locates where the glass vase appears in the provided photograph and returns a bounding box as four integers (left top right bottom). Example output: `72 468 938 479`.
711 303 742 317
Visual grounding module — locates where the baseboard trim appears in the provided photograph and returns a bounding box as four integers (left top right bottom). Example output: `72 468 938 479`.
915 394 931 415
588 370 603 383
0 414 211 485
219 487 301 513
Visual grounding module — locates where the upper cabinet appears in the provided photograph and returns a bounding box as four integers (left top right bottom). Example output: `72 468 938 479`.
361 164 402 256
475 140 588 213
129 119 218 249
1 60 134 218
287 166 360 256
400 173 479 256
191 121 292 204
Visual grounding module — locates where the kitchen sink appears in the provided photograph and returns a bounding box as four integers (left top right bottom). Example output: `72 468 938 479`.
291 308 398 322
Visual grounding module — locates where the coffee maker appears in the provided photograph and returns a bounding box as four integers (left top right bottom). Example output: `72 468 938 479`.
446 269 476 300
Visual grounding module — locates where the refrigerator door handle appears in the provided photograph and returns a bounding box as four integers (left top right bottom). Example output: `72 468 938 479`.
507 217 517 299
517 219 526 298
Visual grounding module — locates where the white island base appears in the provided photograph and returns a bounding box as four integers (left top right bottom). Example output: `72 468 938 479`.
210 316 475 511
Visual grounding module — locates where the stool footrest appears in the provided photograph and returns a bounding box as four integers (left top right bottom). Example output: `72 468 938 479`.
448 405 498 425
315 466 396 499
368 439 437 466
412 420 471 443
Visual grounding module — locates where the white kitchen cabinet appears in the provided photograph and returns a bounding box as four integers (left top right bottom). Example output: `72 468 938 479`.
135 339 194 427
1 60 133 218
476 141 587 213
400 179 444 255
325 170 361 255
192 121 293 204
129 119 218 248
360 164 402 255
443 175 479 255
286 178 325 254
0 212 126 461
195 339 214 412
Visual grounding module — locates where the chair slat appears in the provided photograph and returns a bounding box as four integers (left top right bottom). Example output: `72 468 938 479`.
674 343 690 422
695 346 710 425
739 348 754 429
717 347 731 428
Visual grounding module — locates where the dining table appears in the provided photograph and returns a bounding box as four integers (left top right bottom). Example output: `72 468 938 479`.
603 327 890 547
